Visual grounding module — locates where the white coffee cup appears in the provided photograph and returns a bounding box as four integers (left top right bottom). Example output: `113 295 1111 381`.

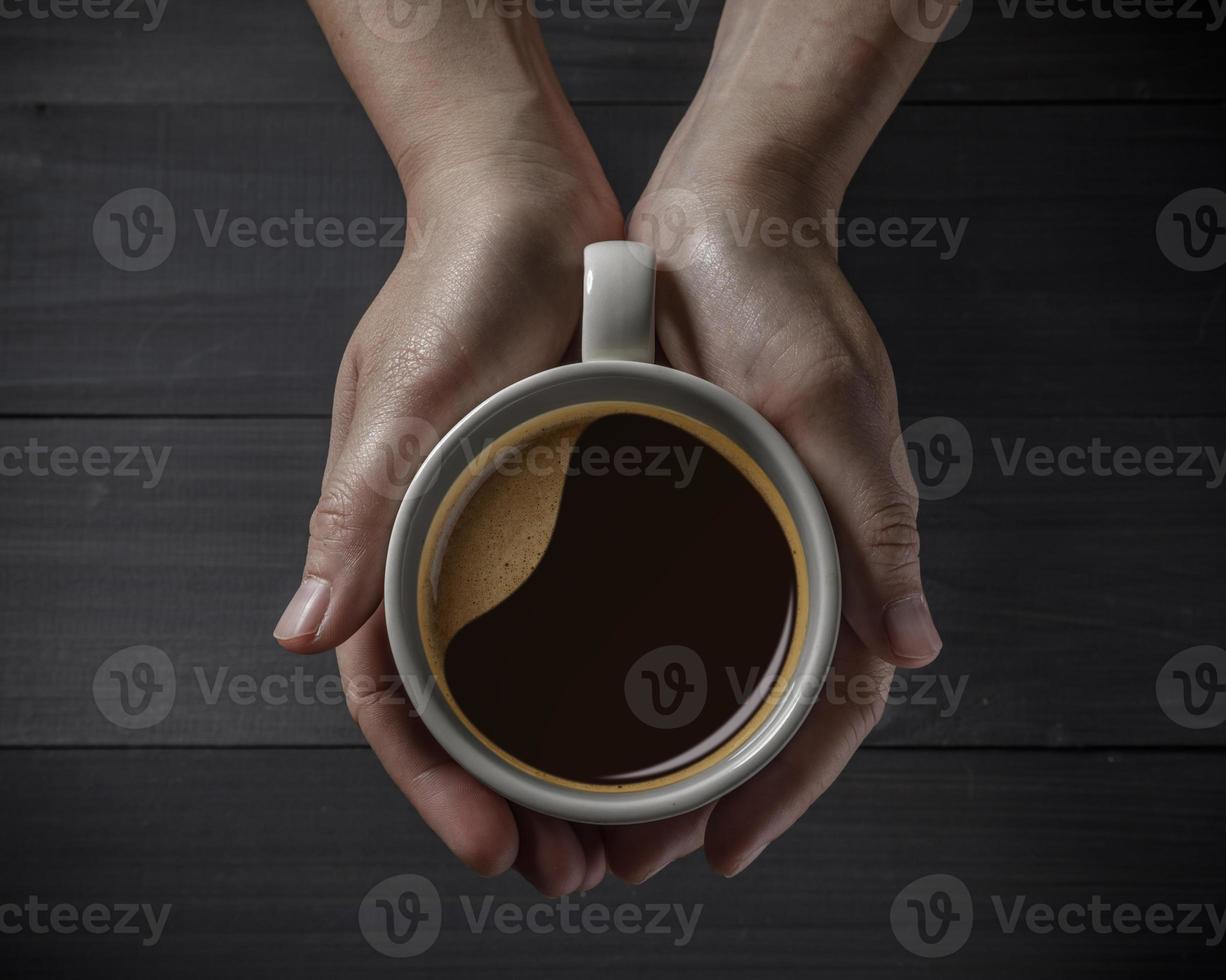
385 241 840 824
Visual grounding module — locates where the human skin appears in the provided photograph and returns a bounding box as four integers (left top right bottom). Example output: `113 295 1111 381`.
278 0 949 894
609 0 946 883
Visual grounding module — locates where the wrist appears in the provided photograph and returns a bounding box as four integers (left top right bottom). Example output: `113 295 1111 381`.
663 100 853 216
403 128 624 259
676 0 926 208
387 28 619 244
642 95 851 234
388 62 588 197
315 0 609 221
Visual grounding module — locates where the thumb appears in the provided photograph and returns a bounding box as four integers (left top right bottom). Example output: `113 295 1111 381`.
274 410 445 655
782 391 942 670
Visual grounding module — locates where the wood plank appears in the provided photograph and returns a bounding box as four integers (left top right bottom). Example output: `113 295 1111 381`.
1 748 1223 975
1 103 1222 417
1 417 1223 747
1 0 1223 105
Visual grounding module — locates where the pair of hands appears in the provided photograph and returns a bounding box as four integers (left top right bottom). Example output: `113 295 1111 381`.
276 4 943 895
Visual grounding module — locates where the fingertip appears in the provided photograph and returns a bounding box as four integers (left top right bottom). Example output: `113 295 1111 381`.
447 800 519 878
703 803 771 878
277 580 386 657
273 632 330 656
580 859 607 893
628 862 670 886
574 825 608 892
708 841 769 879
515 867 586 899
463 834 519 879
603 806 712 885
512 809 587 897
408 763 519 878
702 811 753 877
881 649 941 670
608 851 671 886
883 594 943 667
878 638 941 670
702 767 800 880
273 576 331 647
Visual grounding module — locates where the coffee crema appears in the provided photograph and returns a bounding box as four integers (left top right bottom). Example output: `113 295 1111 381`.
416 402 808 792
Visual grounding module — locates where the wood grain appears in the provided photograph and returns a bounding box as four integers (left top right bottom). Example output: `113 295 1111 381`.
1 417 1222 747
2 748 1223 976
2 103 1222 417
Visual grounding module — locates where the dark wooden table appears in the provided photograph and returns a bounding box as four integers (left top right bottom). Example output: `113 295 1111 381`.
1 1 1223 975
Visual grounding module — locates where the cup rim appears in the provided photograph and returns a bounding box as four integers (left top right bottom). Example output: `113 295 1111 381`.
384 360 841 824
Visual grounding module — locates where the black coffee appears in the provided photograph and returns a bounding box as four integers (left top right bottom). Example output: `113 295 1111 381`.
437 410 799 786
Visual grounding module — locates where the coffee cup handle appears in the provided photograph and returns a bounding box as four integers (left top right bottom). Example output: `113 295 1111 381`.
581 241 656 364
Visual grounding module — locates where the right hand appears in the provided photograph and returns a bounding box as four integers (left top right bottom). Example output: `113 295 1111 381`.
274 149 623 894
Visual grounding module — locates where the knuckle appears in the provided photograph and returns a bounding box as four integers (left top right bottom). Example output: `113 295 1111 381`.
452 832 513 878
841 695 887 758
344 683 379 727
827 662 892 755
344 676 401 730
860 492 921 574
856 671 891 733
365 331 479 423
816 348 898 425
308 483 371 548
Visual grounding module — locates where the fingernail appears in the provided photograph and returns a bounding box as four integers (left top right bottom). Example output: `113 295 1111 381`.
634 861 670 885
274 577 331 642
724 843 768 878
884 594 943 663
581 866 607 893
